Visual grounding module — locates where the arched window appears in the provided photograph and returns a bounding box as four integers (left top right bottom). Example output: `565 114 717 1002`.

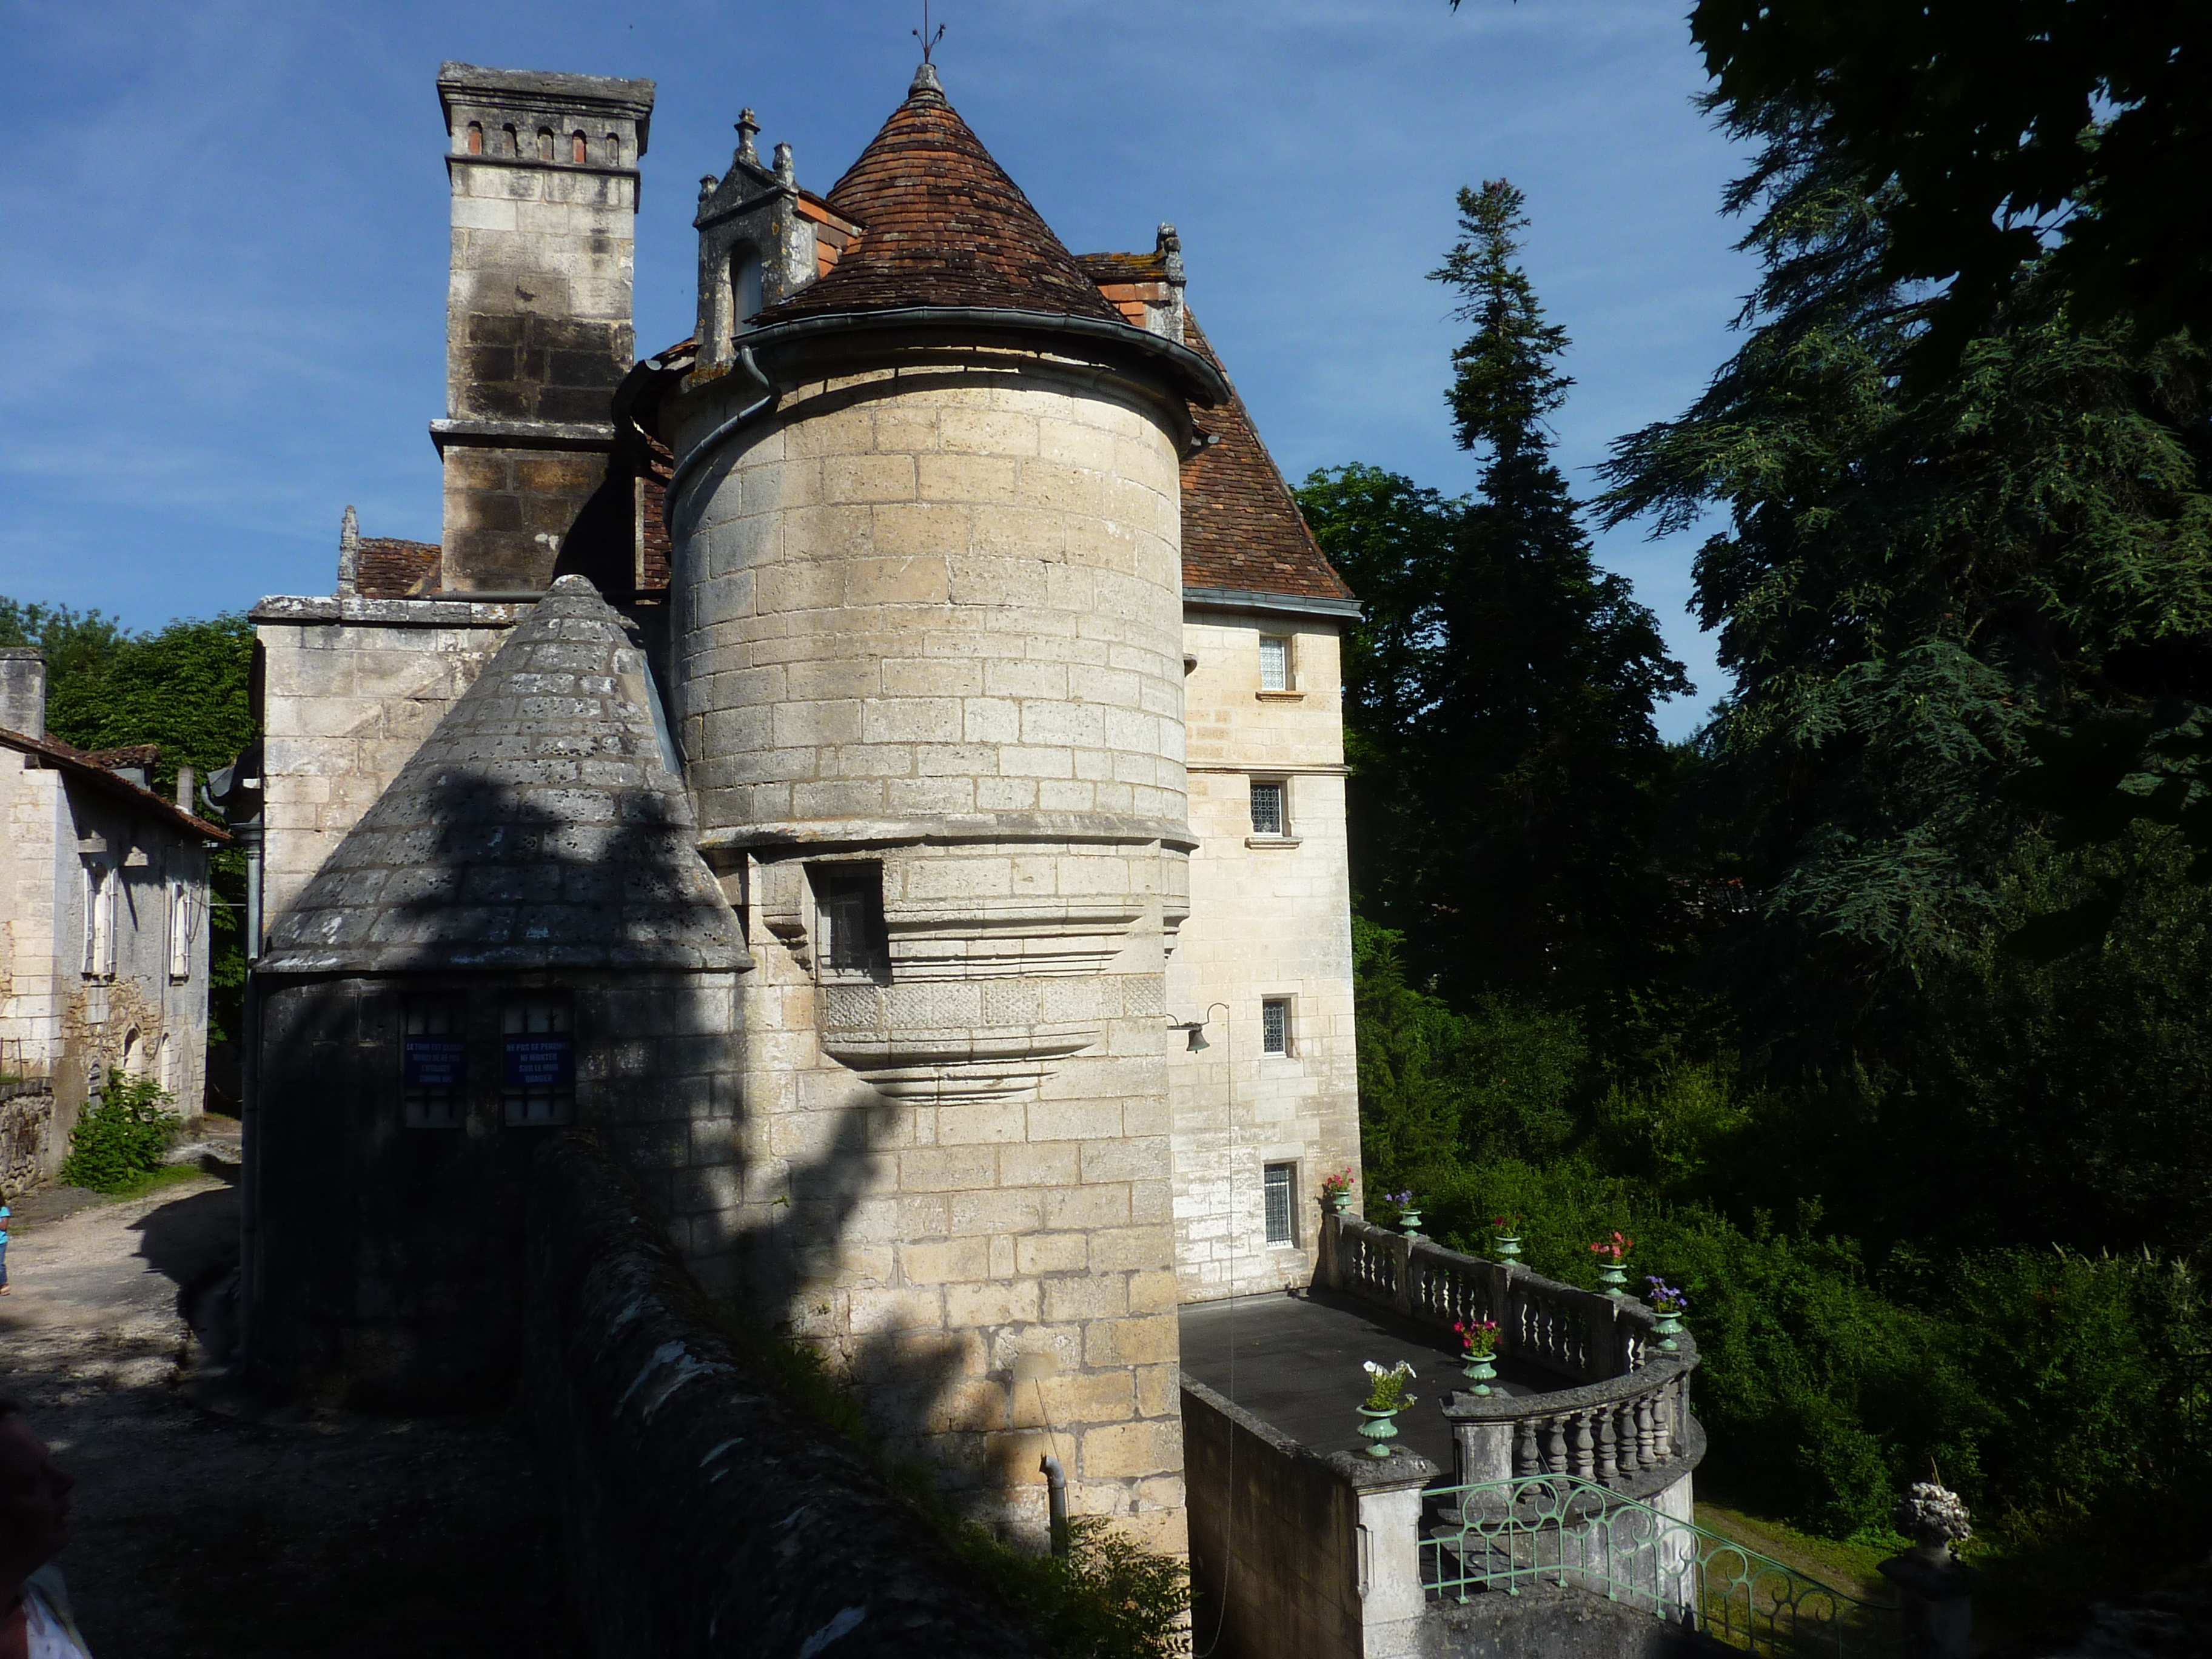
571 130 586 164
122 1028 144 1078
537 128 554 161
734 250 764 326
466 121 483 155
503 124 518 156
157 1034 176 1098
604 131 620 165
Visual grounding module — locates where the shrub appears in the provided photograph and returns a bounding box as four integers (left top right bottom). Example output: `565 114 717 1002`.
59 1073 175 1191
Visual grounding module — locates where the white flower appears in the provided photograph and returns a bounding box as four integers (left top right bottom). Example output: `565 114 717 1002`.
1362 1359 1417 1380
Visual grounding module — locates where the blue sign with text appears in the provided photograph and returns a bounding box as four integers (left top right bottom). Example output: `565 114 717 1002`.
403 1038 466 1088
503 1036 574 1089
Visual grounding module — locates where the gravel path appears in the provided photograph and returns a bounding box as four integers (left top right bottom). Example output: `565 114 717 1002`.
0 1148 579 1658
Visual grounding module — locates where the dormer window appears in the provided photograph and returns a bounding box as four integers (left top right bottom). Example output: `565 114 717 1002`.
734 252 765 326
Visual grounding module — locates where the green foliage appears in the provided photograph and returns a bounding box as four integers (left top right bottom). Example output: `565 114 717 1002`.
965 1517 1191 1659
59 1074 176 1193
0 598 132 694
1298 181 1686 1008
1684 0 2212 365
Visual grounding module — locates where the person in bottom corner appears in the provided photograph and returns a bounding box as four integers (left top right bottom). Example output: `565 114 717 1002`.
0 1205 11 1296
0 1399 90 1658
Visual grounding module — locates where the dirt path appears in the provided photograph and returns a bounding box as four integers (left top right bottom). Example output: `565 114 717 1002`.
0 1155 578 1658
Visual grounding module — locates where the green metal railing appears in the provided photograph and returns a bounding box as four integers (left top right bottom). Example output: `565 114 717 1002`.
1421 1475 1903 1657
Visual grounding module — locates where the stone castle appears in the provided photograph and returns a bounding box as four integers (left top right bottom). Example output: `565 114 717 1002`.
241 59 1361 1550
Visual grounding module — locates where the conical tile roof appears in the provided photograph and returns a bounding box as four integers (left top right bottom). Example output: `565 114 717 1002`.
261 575 743 974
751 64 1124 327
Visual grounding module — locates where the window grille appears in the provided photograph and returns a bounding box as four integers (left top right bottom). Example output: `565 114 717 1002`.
811 864 888 980
1261 997 1290 1056
1264 1162 1295 1245
402 999 467 1128
503 1000 575 1126
1259 635 1290 691
1249 780 1285 837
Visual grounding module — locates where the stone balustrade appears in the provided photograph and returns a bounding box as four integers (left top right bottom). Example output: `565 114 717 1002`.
1316 1213 1701 1500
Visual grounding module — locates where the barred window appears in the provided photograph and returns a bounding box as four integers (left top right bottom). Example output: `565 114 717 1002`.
1261 997 1290 1056
1259 635 1290 691
503 999 575 1126
1264 1163 1295 1245
401 999 467 1129
1249 779 1285 837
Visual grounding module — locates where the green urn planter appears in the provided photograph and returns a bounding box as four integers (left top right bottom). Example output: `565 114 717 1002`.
1327 1195 1353 1216
1493 1235 1523 1265
1461 1350 1499 1396
1356 1406 1406 1457
1398 1208 1423 1235
1597 1261 1629 1295
1651 1310 1684 1352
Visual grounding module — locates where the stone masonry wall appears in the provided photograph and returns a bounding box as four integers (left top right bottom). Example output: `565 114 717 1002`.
253 598 531 925
523 1131 1048 1659
665 355 1195 1550
1168 613 1359 1301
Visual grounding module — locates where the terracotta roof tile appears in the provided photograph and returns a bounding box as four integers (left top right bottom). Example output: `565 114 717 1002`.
1177 311 1355 605
751 68 1123 327
356 537 442 599
1074 252 1170 284
0 726 229 843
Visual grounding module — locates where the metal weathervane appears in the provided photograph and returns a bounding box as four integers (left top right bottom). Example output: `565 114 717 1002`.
915 1 945 62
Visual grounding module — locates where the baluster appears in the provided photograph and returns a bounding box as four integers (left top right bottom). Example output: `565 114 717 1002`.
1546 1415 1569 1475
1515 1417 1539 1476
1614 1402 1640 1474
1635 1395 1656 1466
1595 1409 1616 1482
1572 1412 1595 1478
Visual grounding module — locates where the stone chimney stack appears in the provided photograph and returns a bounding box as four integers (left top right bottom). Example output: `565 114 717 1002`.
0 648 46 740
431 64 655 592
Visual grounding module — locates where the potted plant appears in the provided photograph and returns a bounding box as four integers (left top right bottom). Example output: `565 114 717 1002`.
1644 1277 1689 1351
1387 1190 1424 1235
1491 1215 1524 1264
1318 1167 1356 1216
1356 1360 1418 1457
1454 1318 1501 1394
1588 1230 1634 1293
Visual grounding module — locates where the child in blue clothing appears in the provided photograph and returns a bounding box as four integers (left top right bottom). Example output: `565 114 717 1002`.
1 1205 11 1295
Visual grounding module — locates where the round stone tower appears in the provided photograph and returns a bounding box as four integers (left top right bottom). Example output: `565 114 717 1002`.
641 64 1226 1547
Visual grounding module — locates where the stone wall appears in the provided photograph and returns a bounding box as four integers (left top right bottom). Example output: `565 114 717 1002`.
1169 610 1359 1300
522 1130 1049 1659
663 354 1196 1549
253 597 531 925
0 1085 60 1199
250 967 743 1406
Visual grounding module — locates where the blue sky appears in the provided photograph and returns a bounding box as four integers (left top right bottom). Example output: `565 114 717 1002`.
0 1 1753 739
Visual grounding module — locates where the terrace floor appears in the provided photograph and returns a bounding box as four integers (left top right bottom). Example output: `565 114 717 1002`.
1176 1285 1570 1475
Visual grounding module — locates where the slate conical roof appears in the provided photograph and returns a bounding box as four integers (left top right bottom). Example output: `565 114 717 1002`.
260 575 742 974
749 64 1125 327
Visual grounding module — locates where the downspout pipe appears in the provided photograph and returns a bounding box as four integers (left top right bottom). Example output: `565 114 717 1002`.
1040 1454 1070 1558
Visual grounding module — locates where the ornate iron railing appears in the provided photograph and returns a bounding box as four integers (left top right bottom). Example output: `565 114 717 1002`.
1421 1475 1902 1656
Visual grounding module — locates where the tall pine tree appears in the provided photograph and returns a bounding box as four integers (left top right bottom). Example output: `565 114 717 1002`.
1302 182 1686 1009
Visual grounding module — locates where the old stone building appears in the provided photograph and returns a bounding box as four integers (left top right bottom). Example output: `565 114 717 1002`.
0 649 226 1194
245 59 1361 1550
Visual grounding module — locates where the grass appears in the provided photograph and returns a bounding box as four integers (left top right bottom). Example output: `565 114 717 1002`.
1691 1493 1897 1602
93 1162 213 1202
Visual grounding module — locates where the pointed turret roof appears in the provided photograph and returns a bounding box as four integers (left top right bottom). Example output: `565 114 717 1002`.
750 64 1124 327
260 575 743 974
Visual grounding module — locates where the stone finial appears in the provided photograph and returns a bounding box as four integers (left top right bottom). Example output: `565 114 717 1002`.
337 504 360 597
911 61 943 98
735 108 760 167
699 172 719 203
1157 223 1185 287
774 141 795 189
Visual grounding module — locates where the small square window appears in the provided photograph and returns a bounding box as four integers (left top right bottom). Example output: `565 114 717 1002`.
1259 635 1291 691
1261 997 1291 1056
1263 1162 1295 1245
811 864 888 981
503 999 575 1126
1249 780 1285 838
402 999 468 1129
